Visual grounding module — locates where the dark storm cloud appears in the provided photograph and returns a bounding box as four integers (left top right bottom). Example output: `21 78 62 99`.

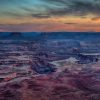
43 0 100 16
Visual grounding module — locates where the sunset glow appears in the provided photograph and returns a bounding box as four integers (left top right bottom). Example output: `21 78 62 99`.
0 0 100 32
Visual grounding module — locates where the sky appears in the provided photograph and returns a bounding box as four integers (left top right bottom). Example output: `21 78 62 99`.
0 0 100 32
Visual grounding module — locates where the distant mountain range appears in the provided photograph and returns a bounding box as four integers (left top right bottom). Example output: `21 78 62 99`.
0 32 100 41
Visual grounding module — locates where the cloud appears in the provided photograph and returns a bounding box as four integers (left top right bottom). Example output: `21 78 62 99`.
0 0 100 19
43 0 100 17
64 22 78 25
31 13 51 18
91 17 100 21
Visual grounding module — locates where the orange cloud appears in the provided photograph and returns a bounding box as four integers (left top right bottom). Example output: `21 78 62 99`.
0 15 100 32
